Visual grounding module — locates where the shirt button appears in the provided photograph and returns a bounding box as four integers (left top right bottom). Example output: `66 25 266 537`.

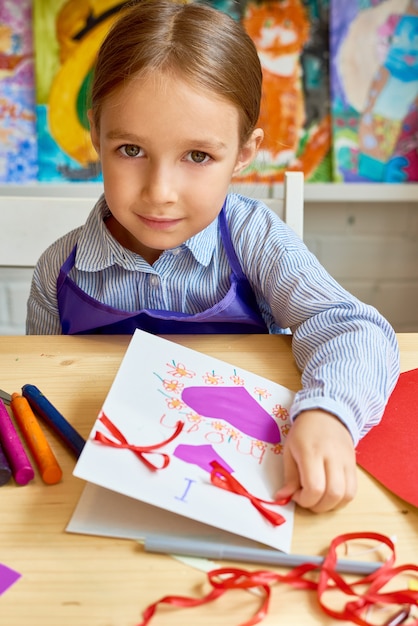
171 247 181 256
150 276 159 287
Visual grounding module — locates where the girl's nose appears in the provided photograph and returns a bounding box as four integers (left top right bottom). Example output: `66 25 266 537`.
141 162 177 205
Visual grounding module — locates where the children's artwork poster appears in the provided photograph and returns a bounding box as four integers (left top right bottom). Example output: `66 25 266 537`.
73 330 295 553
33 0 130 182
330 0 418 183
0 0 37 183
2 0 417 186
221 0 333 183
30 0 333 184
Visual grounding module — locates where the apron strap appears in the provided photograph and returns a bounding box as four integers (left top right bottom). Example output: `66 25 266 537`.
218 207 247 282
57 245 77 294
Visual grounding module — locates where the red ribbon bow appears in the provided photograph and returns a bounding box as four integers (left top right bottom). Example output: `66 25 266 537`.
93 413 184 471
209 461 291 527
138 532 418 626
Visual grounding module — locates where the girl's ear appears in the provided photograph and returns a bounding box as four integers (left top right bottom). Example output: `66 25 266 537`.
233 128 264 174
88 109 100 154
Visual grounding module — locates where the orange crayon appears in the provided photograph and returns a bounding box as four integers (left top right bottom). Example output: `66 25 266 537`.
10 393 63 485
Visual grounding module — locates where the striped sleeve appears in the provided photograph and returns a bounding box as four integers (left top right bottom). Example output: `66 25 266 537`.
225 195 400 444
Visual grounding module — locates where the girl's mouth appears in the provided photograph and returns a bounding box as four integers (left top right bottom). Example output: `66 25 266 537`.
138 215 182 231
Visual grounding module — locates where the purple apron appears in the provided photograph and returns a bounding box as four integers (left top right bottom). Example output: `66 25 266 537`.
57 207 268 335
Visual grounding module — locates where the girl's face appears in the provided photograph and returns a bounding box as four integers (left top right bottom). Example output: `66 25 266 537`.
89 73 263 264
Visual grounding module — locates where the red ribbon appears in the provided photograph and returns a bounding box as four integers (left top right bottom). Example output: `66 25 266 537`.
93 413 184 471
209 461 291 527
137 532 418 626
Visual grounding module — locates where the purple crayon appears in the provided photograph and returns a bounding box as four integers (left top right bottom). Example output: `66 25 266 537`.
0 398 34 486
0 441 12 486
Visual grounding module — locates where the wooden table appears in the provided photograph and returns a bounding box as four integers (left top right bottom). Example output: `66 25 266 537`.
1 334 417 625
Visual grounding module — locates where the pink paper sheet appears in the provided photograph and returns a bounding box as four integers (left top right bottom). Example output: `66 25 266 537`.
0 563 21 595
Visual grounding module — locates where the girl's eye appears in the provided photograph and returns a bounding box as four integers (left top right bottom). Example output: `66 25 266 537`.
187 150 210 164
120 144 142 157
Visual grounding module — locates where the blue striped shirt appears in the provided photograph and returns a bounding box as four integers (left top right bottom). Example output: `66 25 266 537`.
26 193 400 443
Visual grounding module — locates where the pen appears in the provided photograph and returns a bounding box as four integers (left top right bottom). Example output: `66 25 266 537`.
0 441 12 486
384 607 410 626
144 534 385 576
0 388 11 404
22 384 85 458
0 398 35 485
10 393 63 485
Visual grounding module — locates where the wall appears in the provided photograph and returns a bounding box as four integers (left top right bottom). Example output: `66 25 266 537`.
305 200 418 332
0 189 417 334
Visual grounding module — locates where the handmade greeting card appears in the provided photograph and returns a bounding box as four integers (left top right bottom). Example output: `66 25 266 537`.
72 330 295 552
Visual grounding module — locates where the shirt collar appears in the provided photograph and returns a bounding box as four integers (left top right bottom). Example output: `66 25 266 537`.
75 196 144 272
183 217 218 267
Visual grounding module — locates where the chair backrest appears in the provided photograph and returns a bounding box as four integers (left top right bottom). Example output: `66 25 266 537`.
0 172 304 268
0 191 98 267
282 171 304 240
231 171 304 240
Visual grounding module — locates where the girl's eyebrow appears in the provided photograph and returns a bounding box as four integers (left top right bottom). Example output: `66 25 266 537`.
105 129 141 142
104 130 228 152
191 139 228 152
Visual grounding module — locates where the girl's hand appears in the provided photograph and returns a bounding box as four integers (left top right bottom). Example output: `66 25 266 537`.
274 410 357 513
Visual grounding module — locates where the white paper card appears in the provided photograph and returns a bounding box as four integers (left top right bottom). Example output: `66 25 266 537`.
72 330 295 552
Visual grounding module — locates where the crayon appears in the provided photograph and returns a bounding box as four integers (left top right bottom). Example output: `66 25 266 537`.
22 385 85 458
11 393 63 485
0 441 12 486
0 398 34 486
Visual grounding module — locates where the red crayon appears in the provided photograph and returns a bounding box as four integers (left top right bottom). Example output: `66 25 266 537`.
0 398 34 485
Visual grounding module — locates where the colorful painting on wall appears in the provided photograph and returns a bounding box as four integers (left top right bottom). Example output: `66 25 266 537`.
330 0 418 183
32 0 332 184
231 0 333 183
33 0 130 182
0 0 37 183
3 0 417 185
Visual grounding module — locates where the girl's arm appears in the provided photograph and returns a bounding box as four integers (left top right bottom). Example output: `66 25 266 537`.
26 230 80 335
26 263 62 335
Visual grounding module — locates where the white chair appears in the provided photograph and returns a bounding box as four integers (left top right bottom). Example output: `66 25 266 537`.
231 171 304 240
0 185 101 334
282 171 304 240
263 171 304 240
0 185 101 268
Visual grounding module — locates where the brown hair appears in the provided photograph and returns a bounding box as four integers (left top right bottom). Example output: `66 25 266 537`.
90 0 262 143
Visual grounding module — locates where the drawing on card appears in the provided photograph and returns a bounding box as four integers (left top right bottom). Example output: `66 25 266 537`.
73 330 296 552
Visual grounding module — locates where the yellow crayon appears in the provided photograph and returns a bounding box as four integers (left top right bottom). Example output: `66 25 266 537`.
10 393 63 485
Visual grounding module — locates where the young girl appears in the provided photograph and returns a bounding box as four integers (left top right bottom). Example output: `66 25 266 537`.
27 0 399 513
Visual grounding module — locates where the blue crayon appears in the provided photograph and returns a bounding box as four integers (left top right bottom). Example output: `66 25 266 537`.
22 385 85 458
